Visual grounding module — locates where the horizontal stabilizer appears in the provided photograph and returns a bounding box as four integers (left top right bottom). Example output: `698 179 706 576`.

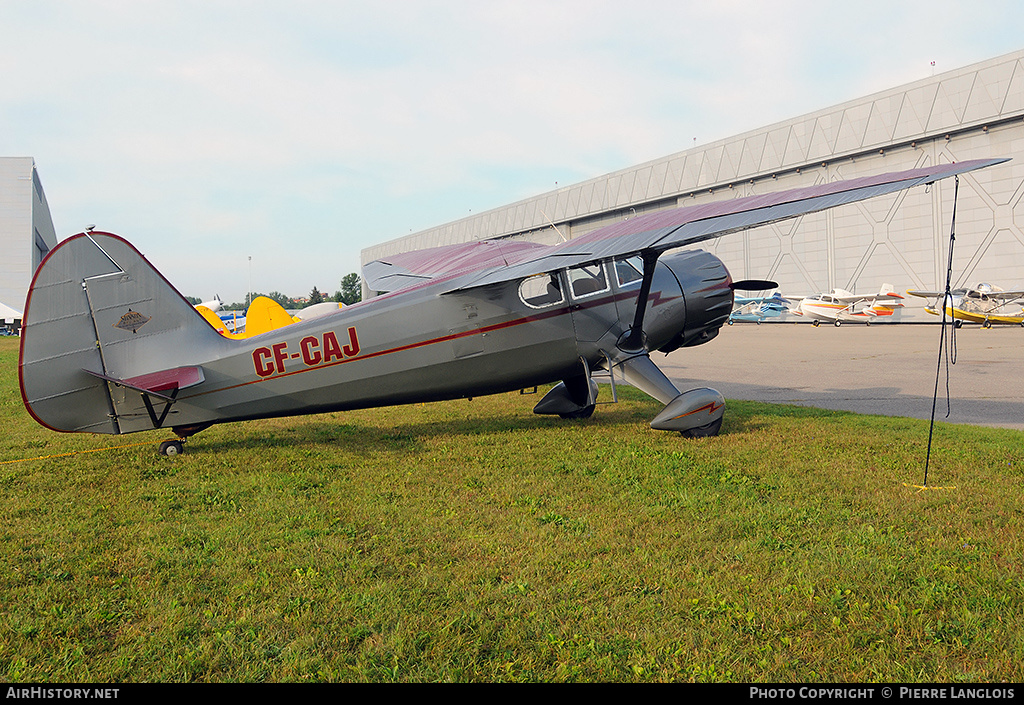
82 366 205 401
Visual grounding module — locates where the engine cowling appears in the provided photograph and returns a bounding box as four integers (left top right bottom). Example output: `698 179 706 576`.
657 250 733 353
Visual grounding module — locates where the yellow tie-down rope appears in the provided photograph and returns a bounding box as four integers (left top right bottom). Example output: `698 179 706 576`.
902 482 958 492
0 439 175 465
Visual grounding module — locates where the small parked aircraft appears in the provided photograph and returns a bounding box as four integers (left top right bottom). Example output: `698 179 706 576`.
728 292 791 324
906 283 1024 327
18 159 1004 454
196 298 344 338
196 295 224 312
792 284 904 326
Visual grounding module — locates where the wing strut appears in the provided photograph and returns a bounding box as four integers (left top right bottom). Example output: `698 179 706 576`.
620 249 660 353
923 175 961 488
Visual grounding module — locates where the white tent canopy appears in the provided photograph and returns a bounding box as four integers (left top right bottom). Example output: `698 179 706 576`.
0 301 23 323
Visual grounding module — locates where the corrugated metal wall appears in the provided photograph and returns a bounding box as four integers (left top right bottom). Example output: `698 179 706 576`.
362 50 1024 315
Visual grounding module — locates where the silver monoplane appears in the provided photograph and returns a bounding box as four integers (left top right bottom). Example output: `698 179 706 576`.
18 159 1004 454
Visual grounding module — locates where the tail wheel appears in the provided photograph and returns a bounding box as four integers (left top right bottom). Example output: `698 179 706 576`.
159 440 185 456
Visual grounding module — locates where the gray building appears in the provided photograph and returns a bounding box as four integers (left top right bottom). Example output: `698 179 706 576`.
0 157 58 326
362 49 1024 319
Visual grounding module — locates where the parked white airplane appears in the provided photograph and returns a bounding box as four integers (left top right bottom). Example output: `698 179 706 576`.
197 295 224 312
793 284 904 326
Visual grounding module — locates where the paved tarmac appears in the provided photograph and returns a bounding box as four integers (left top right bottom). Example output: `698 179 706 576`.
656 322 1024 431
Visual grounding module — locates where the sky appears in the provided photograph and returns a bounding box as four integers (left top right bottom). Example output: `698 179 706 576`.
3 0 1023 303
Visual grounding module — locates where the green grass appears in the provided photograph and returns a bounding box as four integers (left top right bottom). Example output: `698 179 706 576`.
1 337 1021 682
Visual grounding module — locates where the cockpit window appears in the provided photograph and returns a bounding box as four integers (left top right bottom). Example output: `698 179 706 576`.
568 263 609 299
519 273 564 308
614 256 644 288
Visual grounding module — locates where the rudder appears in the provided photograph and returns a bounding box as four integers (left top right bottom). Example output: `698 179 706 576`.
19 231 228 434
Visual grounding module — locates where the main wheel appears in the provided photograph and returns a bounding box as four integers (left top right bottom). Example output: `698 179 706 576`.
679 417 723 438
558 404 596 420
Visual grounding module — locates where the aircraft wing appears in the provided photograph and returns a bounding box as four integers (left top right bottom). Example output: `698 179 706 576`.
413 158 1006 294
363 239 547 293
907 288 1023 299
733 293 789 305
835 292 902 304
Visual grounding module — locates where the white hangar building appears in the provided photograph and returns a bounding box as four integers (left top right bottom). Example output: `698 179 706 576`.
0 157 58 329
361 49 1024 320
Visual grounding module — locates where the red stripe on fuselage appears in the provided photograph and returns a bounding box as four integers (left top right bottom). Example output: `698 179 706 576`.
182 286 677 401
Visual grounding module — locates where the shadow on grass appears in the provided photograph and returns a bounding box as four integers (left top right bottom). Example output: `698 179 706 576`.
183 396 867 457
188 405 648 455
724 398 862 433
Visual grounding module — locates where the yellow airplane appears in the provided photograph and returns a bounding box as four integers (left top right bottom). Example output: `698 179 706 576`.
195 298 343 339
906 283 1024 327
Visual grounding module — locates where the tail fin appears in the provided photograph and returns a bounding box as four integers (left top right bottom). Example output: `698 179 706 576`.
19 231 227 434
197 296 309 340
877 283 902 299
243 296 299 337
195 304 251 339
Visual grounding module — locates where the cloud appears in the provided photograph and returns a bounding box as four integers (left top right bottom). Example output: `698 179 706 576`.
3 0 1022 299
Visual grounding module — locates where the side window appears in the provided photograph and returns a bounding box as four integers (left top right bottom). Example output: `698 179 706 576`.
519 273 564 308
614 256 644 288
568 263 609 299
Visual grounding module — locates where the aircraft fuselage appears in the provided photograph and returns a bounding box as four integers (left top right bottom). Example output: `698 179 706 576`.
152 248 732 434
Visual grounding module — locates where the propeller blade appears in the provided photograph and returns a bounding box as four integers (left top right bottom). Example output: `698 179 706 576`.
731 279 778 291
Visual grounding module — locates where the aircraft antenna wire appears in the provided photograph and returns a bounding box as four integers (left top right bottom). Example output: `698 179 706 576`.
923 175 960 488
539 209 568 242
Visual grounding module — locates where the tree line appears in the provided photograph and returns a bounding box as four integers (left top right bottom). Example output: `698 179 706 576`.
187 273 362 311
